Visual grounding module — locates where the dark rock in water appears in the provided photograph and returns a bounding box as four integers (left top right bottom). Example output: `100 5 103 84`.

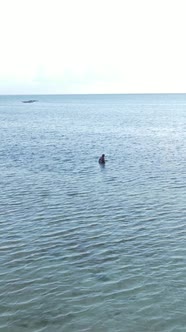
22 100 38 103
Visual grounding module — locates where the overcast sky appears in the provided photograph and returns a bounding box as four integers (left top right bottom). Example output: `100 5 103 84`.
0 0 186 94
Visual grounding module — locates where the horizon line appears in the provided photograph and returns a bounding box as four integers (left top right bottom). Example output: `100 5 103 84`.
1 92 186 96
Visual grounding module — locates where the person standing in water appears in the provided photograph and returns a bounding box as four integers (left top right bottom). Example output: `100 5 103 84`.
99 154 105 164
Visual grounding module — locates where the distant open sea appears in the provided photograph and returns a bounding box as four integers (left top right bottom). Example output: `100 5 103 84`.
0 94 185 332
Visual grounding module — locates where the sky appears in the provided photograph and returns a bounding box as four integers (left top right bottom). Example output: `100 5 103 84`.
0 0 186 94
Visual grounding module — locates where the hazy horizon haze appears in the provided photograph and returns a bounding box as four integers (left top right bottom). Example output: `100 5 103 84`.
1 0 186 94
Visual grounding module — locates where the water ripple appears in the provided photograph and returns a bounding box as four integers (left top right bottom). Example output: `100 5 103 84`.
0 94 185 331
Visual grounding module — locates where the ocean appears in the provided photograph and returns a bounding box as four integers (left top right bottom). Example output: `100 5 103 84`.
0 94 185 331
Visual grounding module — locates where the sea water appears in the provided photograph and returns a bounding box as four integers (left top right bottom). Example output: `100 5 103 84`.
0 94 185 331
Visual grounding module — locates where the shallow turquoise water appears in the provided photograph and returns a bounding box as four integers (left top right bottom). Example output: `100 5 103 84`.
0 94 185 331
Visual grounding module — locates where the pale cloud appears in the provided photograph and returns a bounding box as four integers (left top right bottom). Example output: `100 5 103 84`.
0 0 186 94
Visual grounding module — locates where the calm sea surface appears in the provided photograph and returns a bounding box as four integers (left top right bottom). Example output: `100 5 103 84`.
0 94 185 332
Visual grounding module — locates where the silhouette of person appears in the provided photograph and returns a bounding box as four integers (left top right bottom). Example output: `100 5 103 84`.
99 154 105 164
